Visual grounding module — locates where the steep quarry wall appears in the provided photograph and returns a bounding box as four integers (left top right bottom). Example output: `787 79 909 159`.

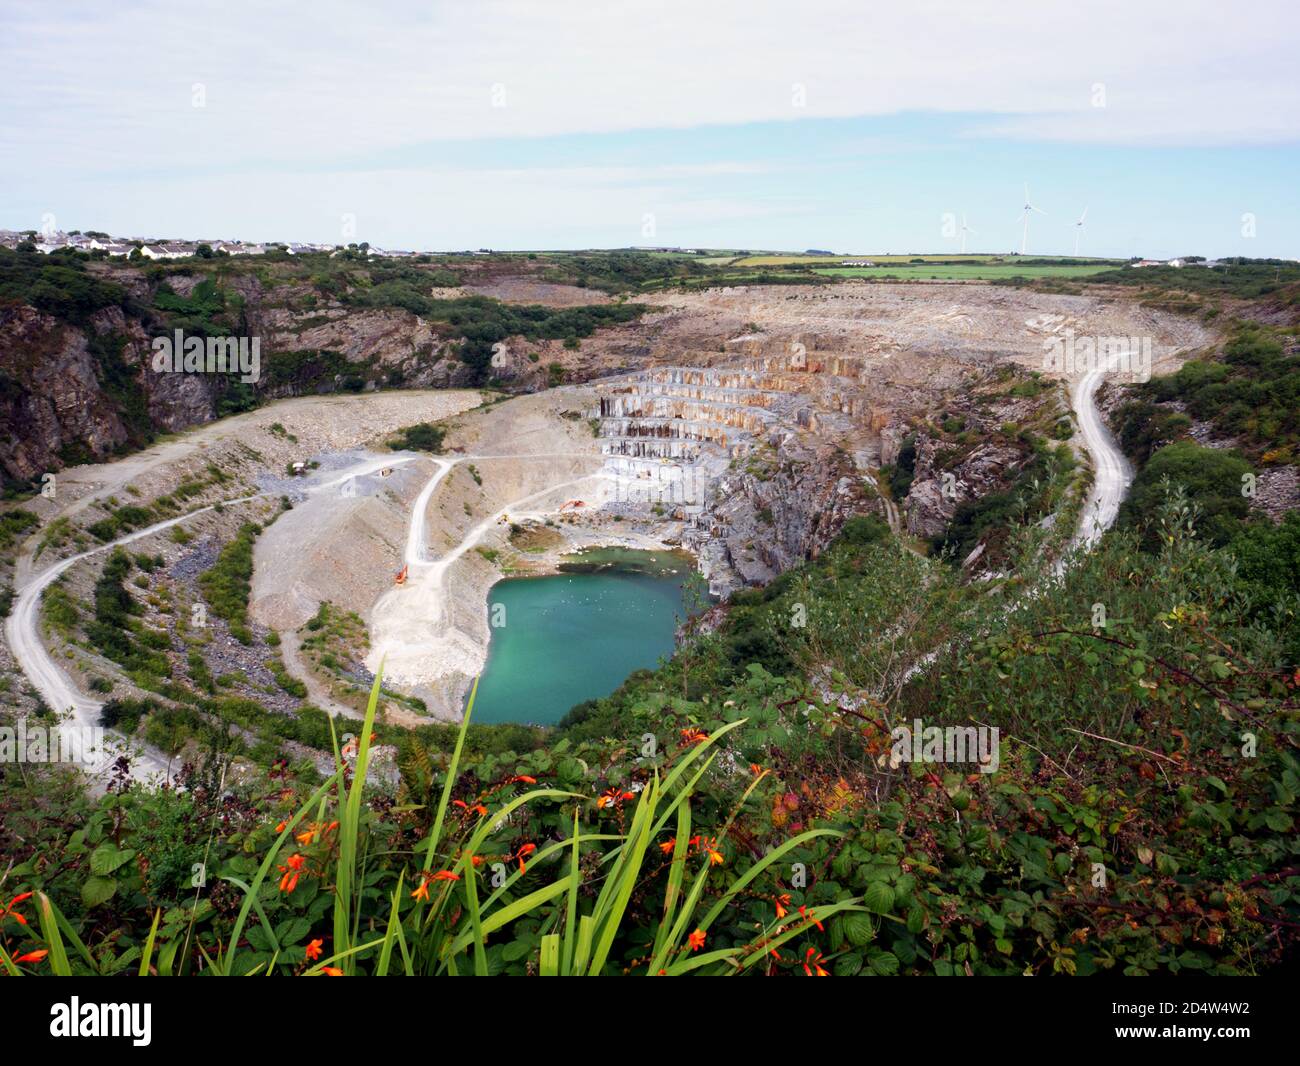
593 340 885 594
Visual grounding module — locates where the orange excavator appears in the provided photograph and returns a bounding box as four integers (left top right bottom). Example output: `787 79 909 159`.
394 564 408 586
559 499 585 511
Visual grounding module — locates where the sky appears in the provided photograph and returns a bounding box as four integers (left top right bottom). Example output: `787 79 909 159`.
1 0 1297 258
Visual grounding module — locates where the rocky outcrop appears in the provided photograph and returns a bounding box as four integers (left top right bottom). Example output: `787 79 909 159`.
594 354 884 595
1252 466 1300 523
0 306 131 481
903 432 1025 539
702 451 871 587
0 272 482 482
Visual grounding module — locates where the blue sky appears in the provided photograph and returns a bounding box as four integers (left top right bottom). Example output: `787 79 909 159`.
2 0 1297 257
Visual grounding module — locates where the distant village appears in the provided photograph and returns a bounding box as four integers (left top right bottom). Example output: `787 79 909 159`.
0 228 445 260
0 231 1239 269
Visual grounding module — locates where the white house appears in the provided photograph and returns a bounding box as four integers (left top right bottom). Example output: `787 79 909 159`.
140 242 195 260
87 236 130 255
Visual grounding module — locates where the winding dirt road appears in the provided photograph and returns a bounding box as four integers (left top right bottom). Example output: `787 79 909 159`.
6 456 417 783
365 452 608 688
6 499 258 784
1070 364 1134 549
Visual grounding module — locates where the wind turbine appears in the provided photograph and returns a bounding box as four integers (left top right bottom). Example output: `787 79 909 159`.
1016 183 1046 255
960 214 976 254
1072 206 1088 256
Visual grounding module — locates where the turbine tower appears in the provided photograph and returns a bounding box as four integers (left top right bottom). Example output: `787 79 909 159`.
1073 207 1088 256
1016 183 1046 255
960 214 976 254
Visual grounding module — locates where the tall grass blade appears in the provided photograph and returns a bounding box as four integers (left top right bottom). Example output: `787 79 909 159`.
35 892 73 976
139 908 162 976
334 667 385 974
422 676 478 874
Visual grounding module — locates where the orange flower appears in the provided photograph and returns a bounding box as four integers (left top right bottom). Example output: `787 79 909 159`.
304 938 323 961
326 820 340 832
687 929 706 952
802 947 829 977
453 799 487 817
513 775 538 785
296 825 319 846
431 870 460 882
277 852 306 894
15 948 48 964
411 881 430 902
515 843 537 874
774 893 791 919
798 905 823 931
597 787 634 809
658 838 676 855
0 893 32 927
700 837 724 866
680 728 708 745
320 966 344 976
275 820 288 833
749 763 763 775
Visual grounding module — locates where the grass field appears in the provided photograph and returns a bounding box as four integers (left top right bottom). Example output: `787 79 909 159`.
732 253 1098 267
812 263 1116 281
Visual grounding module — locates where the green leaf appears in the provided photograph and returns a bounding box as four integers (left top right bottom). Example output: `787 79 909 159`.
834 951 864 976
844 912 875 946
864 881 894 914
275 916 311 946
81 875 117 908
868 948 900 975
1265 809 1293 832
502 938 533 962
89 844 135 876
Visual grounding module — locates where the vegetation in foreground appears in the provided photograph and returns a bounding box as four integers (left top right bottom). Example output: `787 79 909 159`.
2 482 1296 975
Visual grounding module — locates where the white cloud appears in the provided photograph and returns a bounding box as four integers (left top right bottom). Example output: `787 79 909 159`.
2 0 1297 176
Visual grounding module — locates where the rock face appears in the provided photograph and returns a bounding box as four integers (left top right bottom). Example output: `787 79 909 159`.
903 432 1025 539
706 457 870 587
0 271 480 484
593 346 883 595
0 306 131 481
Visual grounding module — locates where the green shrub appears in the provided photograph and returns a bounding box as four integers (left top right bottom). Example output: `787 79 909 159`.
1119 441 1252 548
198 523 260 643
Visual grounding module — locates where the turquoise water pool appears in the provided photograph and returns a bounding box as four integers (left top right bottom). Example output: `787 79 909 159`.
470 549 691 725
